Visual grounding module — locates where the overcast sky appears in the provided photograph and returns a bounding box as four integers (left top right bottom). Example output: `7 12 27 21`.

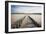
11 5 42 13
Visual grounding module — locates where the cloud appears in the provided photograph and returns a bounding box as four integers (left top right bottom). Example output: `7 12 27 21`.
11 5 42 13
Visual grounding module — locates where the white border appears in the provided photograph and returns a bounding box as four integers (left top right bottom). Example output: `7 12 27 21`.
8 2 44 32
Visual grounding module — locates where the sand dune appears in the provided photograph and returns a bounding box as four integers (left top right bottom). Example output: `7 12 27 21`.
11 14 41 29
